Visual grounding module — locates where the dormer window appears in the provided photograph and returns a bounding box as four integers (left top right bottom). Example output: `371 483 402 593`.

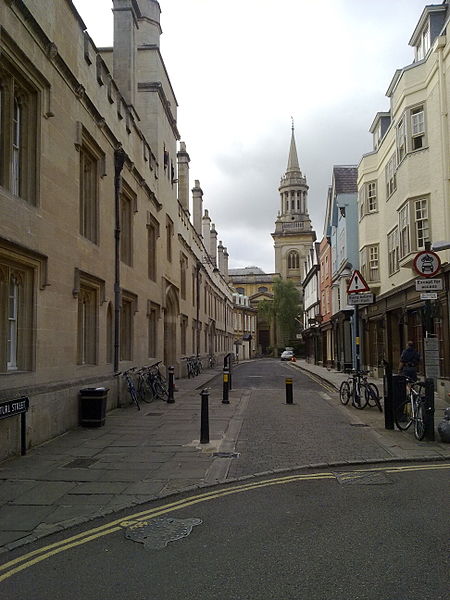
416 23 430 61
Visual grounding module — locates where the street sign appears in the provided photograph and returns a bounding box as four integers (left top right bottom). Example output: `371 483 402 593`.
415 278 443 291
347 292 374 305
412 250 441 278
347 269 370 294
420 292 438 300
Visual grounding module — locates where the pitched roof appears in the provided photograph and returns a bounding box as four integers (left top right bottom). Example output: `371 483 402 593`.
333 166 358 194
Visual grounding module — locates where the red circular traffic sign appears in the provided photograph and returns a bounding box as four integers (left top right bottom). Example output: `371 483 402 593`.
412 250 441 278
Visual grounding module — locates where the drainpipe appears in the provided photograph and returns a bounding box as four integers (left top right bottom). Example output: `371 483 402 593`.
114 147 126 373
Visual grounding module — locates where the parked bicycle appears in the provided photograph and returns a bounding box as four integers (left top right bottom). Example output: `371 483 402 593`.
184 355 202 378
115 367 140 410
339 369 382 411
394 377 426 440
208 354 216 368
136 362 168 403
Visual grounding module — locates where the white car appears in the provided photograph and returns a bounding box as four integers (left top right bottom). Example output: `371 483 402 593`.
280 350 294 361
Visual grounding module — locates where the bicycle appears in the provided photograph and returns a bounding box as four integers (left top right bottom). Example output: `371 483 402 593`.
208 354 216 369
394 377 426 440
339 369 382 411
115 367 140 410
145 362 169 402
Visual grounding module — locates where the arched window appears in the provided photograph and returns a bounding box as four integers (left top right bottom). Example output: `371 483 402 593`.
288 251 300 269
258 286 268 293
236 287 245 295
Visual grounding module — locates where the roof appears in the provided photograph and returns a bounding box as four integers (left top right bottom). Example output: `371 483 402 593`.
333 166 358 194
228 266 266 276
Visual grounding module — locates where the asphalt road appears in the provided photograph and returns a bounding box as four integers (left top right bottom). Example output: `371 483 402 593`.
0 463 448 599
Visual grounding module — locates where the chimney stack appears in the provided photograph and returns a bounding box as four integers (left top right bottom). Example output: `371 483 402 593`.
223 246 229 280
202 210 211 253
209 224 218 267
177 141 190 213
192 180 203 236
112 0 138 107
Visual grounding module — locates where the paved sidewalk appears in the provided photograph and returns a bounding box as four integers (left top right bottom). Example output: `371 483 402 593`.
0 367 244 553
292 359 450 460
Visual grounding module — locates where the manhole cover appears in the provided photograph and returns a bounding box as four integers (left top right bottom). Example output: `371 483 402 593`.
125 517 202 550
334 471 393 485
64 458 98 469
212 452 240 458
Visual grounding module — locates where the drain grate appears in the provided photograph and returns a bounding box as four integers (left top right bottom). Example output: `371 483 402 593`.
63 457 98 469
212 451 240 458
350 423 369 427
145 412 163 416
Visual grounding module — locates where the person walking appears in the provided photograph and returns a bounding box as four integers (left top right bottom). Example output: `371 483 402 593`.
399 340 420 381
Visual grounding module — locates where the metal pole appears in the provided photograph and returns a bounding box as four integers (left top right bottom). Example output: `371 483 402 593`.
424 378 435 441
383 360 395 430
285 377 293 404
222 367 230 404
167 365 175 404
354 304 360 372
113 147 126 373
21 412 27 456
200 389 210 443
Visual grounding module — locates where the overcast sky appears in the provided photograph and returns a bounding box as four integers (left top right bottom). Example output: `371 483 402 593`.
72 0 429 273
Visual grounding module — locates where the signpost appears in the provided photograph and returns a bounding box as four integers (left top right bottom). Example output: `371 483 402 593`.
347 270 370 372
412 250 441 278
347 292 374 306
415 278 443 291
0 397 29 456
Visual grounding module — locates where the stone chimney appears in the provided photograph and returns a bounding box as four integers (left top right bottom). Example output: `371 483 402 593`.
209 223 218 267
135 0 162 47
223 246 229 280
177 141 190 213
192 180 203 236
112 0 138 107
202 210 211 253
218 240 225 273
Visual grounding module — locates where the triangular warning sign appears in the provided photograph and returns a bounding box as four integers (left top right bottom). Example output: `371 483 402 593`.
347 269 370 294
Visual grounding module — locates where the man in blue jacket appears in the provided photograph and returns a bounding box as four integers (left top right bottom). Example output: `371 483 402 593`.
399 340 420 381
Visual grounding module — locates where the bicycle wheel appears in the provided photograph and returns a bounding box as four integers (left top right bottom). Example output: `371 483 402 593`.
353 382 368 409
138 377 153 404
129 385 140 410
339 381 351 405
414 401 426 441
366 383 382 412
154 379 168 401
395 399 413 430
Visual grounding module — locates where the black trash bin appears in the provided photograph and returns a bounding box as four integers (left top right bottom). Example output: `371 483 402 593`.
79 387 109 428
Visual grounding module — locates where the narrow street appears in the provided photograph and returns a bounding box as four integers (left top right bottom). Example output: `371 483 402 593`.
1 359 448 598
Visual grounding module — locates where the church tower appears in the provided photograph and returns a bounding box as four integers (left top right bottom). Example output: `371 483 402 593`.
272 123 316 285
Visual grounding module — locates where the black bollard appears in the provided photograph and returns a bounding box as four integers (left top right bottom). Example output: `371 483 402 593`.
383 361 395 430
392 374 406 429
424 378 435 441
285 377 293 404
167 366 175 404
200 388 210 444
222 367 230 404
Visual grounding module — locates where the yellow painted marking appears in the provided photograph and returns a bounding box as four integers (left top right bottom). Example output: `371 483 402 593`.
0 463 448 583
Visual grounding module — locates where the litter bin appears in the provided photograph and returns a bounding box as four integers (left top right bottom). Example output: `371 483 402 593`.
79 387 109 428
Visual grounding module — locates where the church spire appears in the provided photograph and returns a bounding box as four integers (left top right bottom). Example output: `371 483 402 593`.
286 118 301 174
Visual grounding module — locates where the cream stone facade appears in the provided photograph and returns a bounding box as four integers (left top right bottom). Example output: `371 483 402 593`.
358 2 450 393
0 0 234 460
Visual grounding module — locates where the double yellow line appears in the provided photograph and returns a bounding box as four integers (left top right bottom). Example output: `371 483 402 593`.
0 463 448 583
